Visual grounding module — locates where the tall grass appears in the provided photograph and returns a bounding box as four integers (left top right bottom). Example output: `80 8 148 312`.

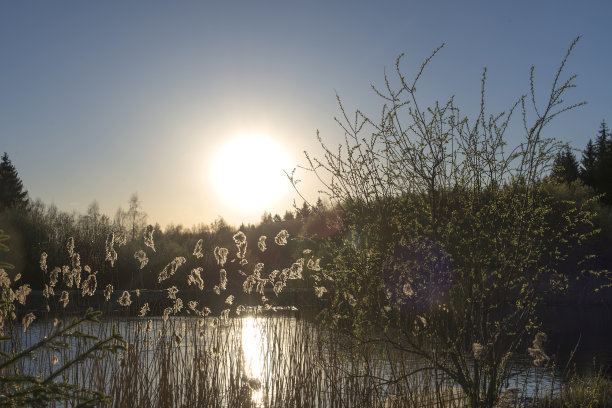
5 308 478 407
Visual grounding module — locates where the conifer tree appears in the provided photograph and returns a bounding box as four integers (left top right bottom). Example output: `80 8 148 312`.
552 146 580 183
595 120 612 203
580 139 597 186
580 121 612 203
595 120 610 160
297 201 311 220
0 152 28 211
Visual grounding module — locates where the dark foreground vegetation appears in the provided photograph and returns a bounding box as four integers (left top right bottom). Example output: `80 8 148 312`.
2 38 612 407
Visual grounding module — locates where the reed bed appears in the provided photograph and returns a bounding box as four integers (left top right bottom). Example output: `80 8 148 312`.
4 302 479 408
1 294 602 407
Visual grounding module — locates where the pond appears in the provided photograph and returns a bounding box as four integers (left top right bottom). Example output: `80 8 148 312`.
9 308 605 407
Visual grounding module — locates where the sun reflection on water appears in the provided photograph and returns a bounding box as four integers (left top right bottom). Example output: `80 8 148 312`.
241 317 265 406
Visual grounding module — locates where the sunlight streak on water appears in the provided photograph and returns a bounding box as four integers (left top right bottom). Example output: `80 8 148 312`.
241 317 265 406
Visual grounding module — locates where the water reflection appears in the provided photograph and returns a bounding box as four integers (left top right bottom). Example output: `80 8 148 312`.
241 317 265 406
18 315 588 406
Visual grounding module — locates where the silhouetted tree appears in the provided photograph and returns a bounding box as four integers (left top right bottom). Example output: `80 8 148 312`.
552 147 579 183
315 197 325 211
0 152 28 211
580 121 612 203
126 193 147 241
260 211 273 224
296 201 311 220
580 139 597 186
595 120 610 160
595 121 612 203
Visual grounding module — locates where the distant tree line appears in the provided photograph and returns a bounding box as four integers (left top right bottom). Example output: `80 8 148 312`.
547 121 612 290
552 120 612 203
0 152 339 294
1 122 612 302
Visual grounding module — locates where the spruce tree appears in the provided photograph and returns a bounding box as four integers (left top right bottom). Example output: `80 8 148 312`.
580 139 597 187
552 146 579 183
580 121 612 203
595 120 612 203
595 120 610 160
0 152 29 211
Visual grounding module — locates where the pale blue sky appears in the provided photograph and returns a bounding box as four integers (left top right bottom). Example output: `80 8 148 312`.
1 1 610 227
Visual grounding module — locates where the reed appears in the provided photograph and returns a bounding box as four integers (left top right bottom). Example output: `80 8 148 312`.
6 312 479 407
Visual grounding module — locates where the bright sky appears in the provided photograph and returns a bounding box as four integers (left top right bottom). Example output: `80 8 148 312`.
1 1 610 228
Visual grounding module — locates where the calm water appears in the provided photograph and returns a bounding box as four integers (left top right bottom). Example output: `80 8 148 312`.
12 310 607 407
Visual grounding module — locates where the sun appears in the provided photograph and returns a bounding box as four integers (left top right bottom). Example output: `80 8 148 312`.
209 134 291 210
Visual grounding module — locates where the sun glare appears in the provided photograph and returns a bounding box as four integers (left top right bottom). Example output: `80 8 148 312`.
210 134 291 210
241 317 265 405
